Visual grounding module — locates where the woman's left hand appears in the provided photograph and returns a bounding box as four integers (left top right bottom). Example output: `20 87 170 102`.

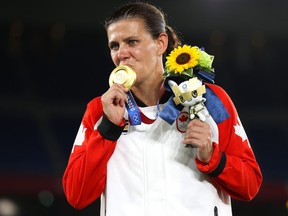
183 119 213 163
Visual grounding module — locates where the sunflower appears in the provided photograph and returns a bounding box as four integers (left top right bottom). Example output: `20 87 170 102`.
165 45 200 74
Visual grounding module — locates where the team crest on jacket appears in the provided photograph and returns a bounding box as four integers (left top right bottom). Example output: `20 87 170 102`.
176 111 189 133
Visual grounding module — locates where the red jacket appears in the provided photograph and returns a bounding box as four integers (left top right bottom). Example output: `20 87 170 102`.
62 84 262 210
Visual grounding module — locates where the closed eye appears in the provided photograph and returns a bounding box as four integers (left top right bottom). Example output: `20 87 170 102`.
109 43 119 51
128 40 138 46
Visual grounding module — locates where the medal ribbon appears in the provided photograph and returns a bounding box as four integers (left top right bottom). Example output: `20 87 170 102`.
125 91 142 125
125 91 158 125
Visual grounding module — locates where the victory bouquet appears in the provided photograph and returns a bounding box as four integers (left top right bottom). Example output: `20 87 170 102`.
164 44 215 84
160 44 218 143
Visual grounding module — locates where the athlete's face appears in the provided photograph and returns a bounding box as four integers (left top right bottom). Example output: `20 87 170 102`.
107 18 164 85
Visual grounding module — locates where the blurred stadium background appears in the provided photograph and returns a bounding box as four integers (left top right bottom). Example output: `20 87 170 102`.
0 0 287 215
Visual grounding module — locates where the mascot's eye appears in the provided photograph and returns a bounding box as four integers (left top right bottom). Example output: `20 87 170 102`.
191 90 198 98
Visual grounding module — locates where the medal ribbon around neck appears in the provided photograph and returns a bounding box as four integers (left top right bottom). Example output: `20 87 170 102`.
109 65 156 125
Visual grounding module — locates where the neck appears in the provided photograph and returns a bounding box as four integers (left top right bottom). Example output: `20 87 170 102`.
132 79 165 106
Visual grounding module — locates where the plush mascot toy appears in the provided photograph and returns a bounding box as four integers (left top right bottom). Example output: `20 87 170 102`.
167 77 218 144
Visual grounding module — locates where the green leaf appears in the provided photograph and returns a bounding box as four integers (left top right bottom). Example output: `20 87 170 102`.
182 68 194 77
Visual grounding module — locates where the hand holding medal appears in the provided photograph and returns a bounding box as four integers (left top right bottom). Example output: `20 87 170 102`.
108 65 143 125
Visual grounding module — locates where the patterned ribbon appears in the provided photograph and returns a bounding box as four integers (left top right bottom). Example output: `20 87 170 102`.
125 91 142 125
125 91 157 125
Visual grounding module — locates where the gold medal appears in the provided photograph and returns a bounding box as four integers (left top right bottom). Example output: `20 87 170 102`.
109 65 137 90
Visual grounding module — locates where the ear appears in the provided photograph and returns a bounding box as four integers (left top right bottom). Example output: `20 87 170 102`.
168 80 178 89
157 32 168 55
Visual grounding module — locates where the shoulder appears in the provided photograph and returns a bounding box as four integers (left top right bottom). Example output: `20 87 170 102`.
84 96 103 124
205 83 239 120
206 83 229 98
87 96 103 115
205 83 234 105
87 96 102 108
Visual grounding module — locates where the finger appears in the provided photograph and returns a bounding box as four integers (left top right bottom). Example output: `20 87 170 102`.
117 96 126 107
112 92 127 106
111 83 129 93
112 85 128 102
109 83 128 96
188 120 210 132
189 119 205 127
183 127 211 147
183 136 200 146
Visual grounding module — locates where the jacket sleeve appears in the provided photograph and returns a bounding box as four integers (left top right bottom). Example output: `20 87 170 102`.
62 97 125 209
195 84 263 201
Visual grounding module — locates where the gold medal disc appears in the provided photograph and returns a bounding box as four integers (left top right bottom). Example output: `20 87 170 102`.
109 65 137 90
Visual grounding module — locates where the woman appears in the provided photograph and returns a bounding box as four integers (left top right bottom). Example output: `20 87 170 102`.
62 2 262 216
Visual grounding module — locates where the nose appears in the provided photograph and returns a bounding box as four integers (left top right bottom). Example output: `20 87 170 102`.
117 44 130 61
